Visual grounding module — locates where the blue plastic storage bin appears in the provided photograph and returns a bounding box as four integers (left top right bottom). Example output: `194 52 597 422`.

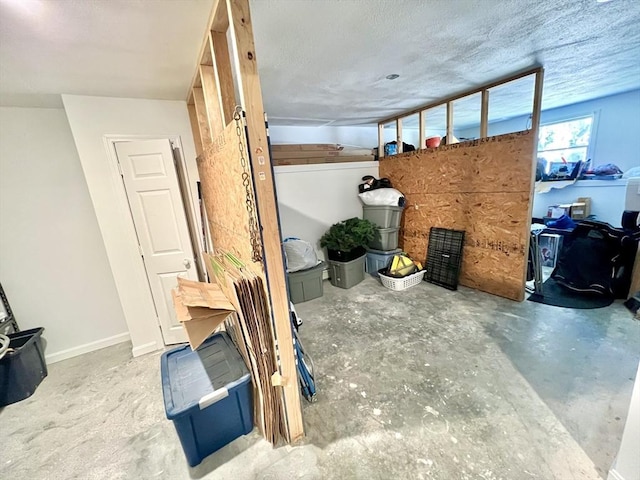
365 248 402 277
161 332 253 467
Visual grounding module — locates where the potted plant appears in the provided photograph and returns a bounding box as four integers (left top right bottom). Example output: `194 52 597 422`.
320 217 376 262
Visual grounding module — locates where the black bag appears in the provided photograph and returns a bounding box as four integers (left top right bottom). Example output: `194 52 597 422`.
552 221 639 298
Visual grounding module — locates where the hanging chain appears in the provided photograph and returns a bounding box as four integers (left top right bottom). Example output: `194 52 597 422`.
234 106 263 263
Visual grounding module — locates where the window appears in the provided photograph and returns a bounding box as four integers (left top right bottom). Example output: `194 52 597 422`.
538 116 594 174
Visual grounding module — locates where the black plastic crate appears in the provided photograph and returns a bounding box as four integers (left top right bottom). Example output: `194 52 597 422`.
0 327 47 406
424 228 465 290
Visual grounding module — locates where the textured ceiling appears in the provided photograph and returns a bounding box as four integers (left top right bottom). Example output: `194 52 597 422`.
0 0 639 129
0 0 213 108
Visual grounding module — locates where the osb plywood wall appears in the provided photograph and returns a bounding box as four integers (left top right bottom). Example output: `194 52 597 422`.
379 131 535 301
198 121 258 269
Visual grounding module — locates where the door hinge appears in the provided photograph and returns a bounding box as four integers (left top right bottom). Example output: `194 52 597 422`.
137 243 144 258
117 160 123 177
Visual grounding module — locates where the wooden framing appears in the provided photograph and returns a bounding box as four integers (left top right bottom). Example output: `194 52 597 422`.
480 89 489 138
186 0 304 442
418 110 426 150
377 66 543 149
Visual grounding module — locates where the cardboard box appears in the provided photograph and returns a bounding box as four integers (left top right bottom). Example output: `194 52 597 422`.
547 198 591 220
172 277 236 350
574 197 591 219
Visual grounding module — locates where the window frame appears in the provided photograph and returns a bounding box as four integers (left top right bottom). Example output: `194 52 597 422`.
537 112 599 173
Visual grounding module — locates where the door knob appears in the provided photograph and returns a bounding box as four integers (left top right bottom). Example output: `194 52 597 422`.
183 259 191 269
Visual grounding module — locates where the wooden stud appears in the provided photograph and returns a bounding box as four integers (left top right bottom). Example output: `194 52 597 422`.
480 90 489 138
192 87 212 147
378 123 385 158
378 65 542 125
446 102 454 144
419 110 426 150
531 69 544 135
187 103 204 158
226 0 304 443
396 118 403 154
199 64 224 138
211 31 237 125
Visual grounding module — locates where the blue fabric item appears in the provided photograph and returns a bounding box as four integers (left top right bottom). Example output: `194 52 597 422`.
547 214 576 230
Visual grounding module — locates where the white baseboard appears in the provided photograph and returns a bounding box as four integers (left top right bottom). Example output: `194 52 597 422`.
46 332 130 364
131 340 161 357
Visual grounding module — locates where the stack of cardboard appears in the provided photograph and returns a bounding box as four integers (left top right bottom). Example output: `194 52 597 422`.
171 278 235 350
202 251 287 445
271 143 374 166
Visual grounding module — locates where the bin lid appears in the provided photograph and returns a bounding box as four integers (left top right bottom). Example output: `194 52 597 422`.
161 332 249 419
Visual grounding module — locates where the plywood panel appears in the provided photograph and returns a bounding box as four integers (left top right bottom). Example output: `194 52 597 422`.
380 131 534 301
199 120 256 267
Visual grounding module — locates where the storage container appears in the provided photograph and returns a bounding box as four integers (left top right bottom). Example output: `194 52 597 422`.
327 255 365 289
0 327 47 407
287 261 325 304
363 205 403 229
369 227 399 251
161 332 253 467
365 248 402 277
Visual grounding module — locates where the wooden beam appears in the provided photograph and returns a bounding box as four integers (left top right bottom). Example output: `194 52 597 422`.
419 110 426 149
211 31 236 125
227 0 304 442
531 69 544 134
480 89 489 138
378 123 385 158
192 87 212 147
187 103 204 158
188 0 222 95
199 64 224 138
377 65 543 125
212 0 229 32
396 118 403 154
446 102 454 144
524 68 545 301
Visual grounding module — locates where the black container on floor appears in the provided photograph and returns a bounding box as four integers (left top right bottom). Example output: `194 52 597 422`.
327 246 366 263
0 327 47 406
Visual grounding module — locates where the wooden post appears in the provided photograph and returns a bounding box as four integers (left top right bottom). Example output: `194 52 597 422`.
187 102 204 158
378 123 385 158
419 110 426 149
211 31 236 125
199 64 224 138
531 69 544 134
226 0 304 442
396 118 403 154
446 101 454 144
192 87 213 147
480 90 489 139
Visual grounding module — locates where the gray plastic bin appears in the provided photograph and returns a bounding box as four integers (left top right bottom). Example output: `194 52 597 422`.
327 255 365 289
363 205 403 228
287 262 325 304
369 227 399 251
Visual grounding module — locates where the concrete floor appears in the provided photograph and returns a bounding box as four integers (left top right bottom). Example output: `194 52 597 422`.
2 277 639 479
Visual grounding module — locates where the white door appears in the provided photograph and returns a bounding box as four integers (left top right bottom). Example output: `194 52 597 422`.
115 139 197 345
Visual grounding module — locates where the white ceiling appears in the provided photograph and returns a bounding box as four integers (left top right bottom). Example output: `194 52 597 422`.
1 0 639 128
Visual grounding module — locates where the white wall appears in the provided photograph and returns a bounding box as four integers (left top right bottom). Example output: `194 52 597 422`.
269 125 381 262
534 180 628 227
268 125 378 148
0 107 128 363
274 162 379 262
62 95 200 357
608 361 640 480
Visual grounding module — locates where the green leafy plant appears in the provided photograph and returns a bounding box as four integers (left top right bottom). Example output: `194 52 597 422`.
320 217 376 253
